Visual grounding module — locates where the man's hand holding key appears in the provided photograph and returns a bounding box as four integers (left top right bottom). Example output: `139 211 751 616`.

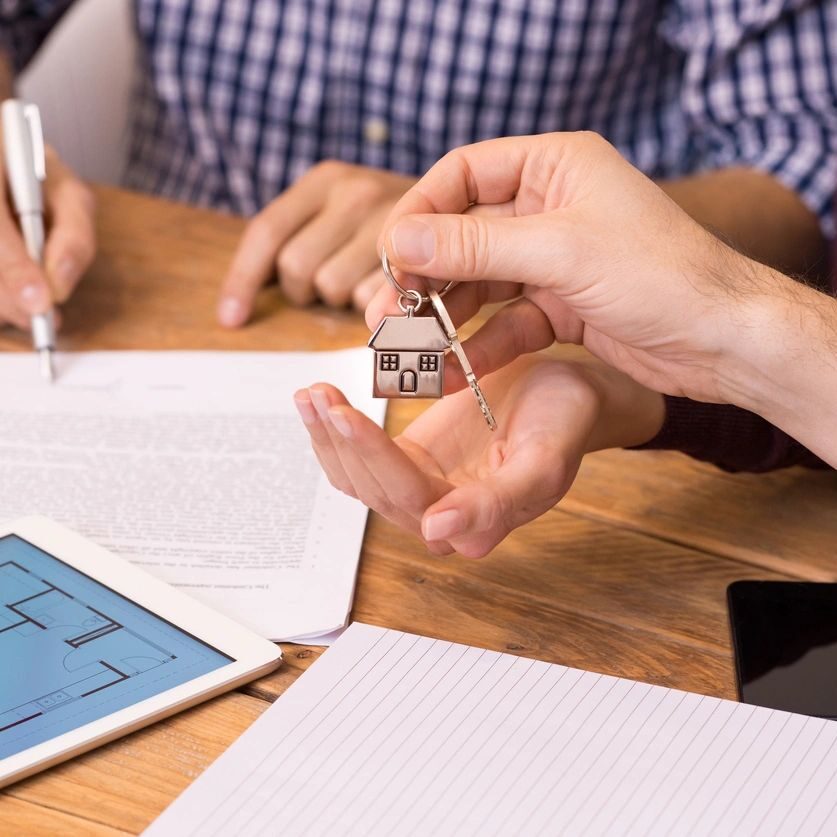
295 130 837 554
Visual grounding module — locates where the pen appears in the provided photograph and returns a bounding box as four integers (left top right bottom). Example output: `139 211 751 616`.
1 99 56 382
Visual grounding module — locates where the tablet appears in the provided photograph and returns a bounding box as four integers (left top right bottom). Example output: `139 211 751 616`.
0 517 282 788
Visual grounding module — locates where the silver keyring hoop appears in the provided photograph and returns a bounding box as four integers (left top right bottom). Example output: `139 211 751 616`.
397 288 424 316
381 247 455 304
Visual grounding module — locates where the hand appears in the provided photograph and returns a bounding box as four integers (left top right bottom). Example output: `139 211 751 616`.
294 354 664 557
370 132 778 407
0 144 96 329
217 161 417 325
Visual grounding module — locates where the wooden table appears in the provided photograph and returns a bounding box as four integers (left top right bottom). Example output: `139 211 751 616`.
2 187 836 835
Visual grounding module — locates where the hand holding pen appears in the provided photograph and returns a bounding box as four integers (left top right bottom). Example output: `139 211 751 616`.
0 99 96 378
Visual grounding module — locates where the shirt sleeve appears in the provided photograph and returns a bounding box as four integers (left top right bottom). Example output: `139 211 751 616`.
660 0 837 241
0 0 75 72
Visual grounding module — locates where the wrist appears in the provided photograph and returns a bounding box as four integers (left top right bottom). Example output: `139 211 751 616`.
716 263 837 463
581 361 666 452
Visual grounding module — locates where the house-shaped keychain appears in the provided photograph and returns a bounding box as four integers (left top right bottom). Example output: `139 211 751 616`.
368 314 449 398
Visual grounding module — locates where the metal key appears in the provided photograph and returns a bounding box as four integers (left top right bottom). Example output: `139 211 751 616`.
428 289 497 431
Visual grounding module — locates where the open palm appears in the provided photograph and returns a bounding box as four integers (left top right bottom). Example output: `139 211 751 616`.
295 355 602 557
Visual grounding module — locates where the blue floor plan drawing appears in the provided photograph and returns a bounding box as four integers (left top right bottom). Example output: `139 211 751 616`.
0 534 230 760
0 560 176 734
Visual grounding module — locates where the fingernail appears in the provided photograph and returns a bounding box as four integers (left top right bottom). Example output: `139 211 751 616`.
329 408 353 439
391 219 434 266
20 283 49 312
309 388 330 419
294 395 317 426
217 297 244 328
423 509 464 542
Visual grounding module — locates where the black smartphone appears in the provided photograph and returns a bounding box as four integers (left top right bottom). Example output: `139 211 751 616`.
728 581 837 719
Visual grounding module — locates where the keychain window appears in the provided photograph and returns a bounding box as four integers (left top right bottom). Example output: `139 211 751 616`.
380 353 399 371
419 355 438 372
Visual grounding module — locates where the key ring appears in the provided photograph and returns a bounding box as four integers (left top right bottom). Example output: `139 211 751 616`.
381 247 454 315
397 288 424 316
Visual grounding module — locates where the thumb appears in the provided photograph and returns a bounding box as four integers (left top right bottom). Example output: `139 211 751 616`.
420 439 577 558
384 213 564 286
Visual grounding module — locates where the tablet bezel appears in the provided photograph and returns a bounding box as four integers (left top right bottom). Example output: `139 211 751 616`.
0 516 282 788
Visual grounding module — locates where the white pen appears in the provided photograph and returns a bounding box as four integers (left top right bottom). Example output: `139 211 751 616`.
1 99 56 382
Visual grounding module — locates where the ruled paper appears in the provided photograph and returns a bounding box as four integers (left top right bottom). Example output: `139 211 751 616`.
145 623 837 837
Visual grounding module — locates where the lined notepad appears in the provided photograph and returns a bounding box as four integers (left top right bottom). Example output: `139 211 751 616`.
146 623 837 836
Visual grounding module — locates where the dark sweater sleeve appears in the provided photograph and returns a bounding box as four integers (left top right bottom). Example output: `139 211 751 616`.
633 396 830 473
0 1 75 72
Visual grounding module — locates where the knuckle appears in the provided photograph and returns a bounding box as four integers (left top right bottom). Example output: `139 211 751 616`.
313 158 348 181
440 145 466 170
277 244 307 282
73 180 96 215
351 284 368 311
337 177 386 210
1 256 39 289
313 265 350 308
247 212 277 247
66 226 97 267
352 277 380 311
452 215 489 277
279 253 316 305
479 487 512 536
575 130 612 155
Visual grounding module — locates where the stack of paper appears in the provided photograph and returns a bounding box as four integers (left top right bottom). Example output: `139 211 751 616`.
147 623 837 836
0 350 385 642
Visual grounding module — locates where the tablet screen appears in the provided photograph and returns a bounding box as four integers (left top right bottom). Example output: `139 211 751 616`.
1 535 231 759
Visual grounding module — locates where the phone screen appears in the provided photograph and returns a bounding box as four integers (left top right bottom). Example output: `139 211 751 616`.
728 581 837 719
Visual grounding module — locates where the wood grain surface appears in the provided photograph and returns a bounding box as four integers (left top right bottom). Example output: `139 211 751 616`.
1 186 832 834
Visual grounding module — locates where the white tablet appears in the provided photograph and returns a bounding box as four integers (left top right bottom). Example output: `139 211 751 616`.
0 517 282 788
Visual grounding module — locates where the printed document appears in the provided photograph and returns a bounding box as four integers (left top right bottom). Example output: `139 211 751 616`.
0 350 385 641
147 623 837 837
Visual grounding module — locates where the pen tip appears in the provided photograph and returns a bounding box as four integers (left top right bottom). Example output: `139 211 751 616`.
39 349 54 382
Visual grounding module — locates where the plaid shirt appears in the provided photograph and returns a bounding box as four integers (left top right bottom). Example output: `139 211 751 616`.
3 0 836 238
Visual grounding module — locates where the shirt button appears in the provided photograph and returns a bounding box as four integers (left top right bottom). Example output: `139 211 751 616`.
364 118 389 144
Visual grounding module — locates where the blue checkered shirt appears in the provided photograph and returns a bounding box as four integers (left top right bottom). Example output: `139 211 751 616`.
4 0 836 237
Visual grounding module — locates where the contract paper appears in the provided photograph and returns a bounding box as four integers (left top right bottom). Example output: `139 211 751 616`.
147 623 837 837
0 350 385 642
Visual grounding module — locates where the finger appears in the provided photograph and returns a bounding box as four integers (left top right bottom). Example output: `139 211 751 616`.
464 199 517 218
351 269 384 312
308 384 434 535
443 298 555 393
384 211 571 287
0 204 51 325
218 165 339 326
421 438 574 559
380 136 540 226
362 201 516 325
42 155 96 302
293 388 355 497
0 293 30 330
277 207 365 308
313 220 382 308
324 401 455 555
